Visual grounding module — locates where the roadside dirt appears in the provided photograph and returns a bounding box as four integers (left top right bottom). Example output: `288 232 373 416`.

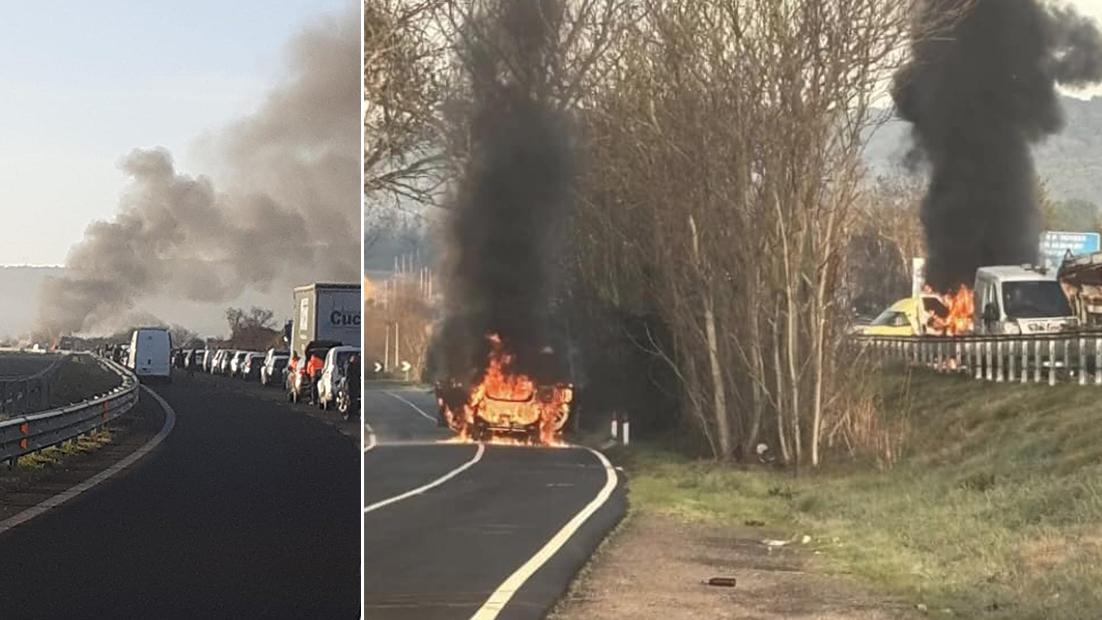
552 511 920 620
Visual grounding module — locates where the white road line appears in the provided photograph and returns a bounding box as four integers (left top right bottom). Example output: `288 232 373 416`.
363 443 484 514
0 385 177 536
383 390 437 424
470 447 619 620
364 422 377 452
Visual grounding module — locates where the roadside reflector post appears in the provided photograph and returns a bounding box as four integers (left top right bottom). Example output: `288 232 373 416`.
622 415 630 447
995 340 1004 383
1049 339 1057 387
610 413 618 439
1007 340 1016 382
1079 337 1087 386
964 340 972 373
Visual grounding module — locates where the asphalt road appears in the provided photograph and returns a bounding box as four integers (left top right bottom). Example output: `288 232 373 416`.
0 372 360 618
365 386 626 620
0 352 59 378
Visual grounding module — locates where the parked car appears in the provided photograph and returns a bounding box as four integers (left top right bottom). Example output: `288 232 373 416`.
241 352 265 381
334 368 359 420
219 350 236 375
261 355 289 387
229 351 250 378
263 347 289 368
317 346 360 410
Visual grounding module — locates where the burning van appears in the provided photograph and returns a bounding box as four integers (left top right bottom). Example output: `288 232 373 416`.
435 334 573 445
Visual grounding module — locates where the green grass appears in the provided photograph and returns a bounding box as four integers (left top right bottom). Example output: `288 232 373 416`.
16 429 112 469
618 369 1102 619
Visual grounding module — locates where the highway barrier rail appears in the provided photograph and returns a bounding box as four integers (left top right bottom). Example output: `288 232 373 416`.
858 332 1102 386
0 353 67 417
0 355 138 466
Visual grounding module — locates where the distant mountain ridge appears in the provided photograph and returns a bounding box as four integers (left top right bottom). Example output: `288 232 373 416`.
865 95 1102 204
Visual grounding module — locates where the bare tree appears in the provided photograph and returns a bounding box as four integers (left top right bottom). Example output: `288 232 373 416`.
365 0 452 213
571 0 958 466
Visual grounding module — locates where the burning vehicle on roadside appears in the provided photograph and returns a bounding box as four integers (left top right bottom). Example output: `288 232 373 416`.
433 334 573 445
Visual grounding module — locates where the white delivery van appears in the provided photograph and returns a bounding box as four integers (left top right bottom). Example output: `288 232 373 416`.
128 327 172 382
973 266 1078 335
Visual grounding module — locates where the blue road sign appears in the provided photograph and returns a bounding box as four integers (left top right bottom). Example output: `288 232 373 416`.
1040 231 1102 270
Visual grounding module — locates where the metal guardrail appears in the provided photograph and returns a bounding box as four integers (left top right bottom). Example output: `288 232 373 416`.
0 353 67 417
858 332 1102 386
0 355 138 466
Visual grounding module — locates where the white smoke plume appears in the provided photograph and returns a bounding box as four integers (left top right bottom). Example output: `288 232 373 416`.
38 6 359 338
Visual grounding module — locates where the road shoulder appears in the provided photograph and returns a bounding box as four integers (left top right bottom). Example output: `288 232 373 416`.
0 389 164 526
551 510 920 620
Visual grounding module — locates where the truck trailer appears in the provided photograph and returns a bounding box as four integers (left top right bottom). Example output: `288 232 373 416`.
290 283 361 359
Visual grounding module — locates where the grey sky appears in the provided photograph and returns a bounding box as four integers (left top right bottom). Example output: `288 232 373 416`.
0 0 349 266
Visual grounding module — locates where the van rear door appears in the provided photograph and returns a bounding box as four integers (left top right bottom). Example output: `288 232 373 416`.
131 329 171 378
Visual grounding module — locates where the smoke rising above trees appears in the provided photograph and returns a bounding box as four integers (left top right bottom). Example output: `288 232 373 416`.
894 0 1102 290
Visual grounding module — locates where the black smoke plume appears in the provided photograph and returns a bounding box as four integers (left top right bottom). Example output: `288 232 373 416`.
893 0 1102 290
37 7 359 337
434 0 572 383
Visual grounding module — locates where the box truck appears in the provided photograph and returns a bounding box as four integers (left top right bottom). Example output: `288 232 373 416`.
290 283 361 359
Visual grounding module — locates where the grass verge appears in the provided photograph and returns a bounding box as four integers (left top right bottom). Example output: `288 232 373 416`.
617 367 1102 619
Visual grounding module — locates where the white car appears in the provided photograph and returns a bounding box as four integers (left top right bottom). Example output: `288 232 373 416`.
261 355 289 387
228 351 249 377
241 352 266 381
317 345 360 411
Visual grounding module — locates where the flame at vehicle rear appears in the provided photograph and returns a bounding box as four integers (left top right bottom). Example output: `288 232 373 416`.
437 334 571 446
923 284 974 335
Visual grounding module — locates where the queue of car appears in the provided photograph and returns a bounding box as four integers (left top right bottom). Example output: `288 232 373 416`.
171 342 361 419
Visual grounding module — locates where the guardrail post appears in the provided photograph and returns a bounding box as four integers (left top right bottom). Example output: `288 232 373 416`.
1096 337 1102 386
995 340 1004 383
985 341 993 381
978 341 987 381
1034 340 1043 384
1064 337 1073 385
1021 339 1029 385
1008 340 1016 382
1079 337 1087 386
1049 339 1057 387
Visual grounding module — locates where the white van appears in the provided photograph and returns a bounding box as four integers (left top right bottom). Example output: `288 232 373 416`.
973 266 1078 335
128 327 172 382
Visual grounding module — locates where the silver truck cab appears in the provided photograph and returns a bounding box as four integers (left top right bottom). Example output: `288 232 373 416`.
973 265 1078 335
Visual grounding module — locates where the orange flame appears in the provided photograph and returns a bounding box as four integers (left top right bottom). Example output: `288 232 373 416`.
924 284 974 335
437 333 571 446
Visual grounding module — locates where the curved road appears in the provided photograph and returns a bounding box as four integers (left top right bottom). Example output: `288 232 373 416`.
0 373 359 618
365 387 626 620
